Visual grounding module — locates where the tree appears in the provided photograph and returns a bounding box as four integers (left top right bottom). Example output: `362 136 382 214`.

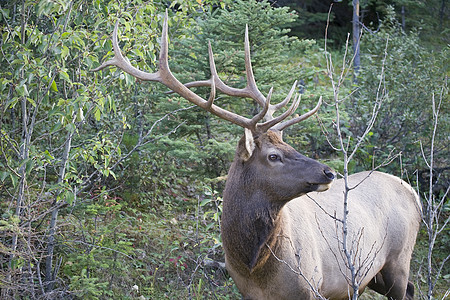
349 6 449 177
352 0 361 75
0 0 215 297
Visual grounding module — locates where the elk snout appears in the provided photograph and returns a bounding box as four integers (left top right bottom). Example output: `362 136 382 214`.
314 167 335 192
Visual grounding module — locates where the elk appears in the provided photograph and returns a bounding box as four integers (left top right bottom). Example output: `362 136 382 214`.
94 11 422 300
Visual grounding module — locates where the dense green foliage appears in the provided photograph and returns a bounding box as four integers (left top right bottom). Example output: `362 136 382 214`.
0 0 448 299
342 6 449 174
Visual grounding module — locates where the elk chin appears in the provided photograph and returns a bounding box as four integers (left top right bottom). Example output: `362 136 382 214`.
314 182 333 192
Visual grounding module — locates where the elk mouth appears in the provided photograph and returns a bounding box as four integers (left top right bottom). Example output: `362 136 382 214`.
314 182 333 192
308 169 335 192
306 182 332 193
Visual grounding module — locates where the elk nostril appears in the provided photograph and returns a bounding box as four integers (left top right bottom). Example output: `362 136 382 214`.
324 169 335 180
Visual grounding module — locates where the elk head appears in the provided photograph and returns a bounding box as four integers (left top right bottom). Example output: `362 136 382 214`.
235 130 335 202
93 10 335 201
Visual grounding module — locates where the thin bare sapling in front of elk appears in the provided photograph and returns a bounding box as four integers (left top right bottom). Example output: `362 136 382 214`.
93 11 422 300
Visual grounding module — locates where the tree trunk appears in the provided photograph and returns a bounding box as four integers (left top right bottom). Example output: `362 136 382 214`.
45 127 74 292
352 0 361 79
439 0 446 31
401 6 406 31
5 2 29 297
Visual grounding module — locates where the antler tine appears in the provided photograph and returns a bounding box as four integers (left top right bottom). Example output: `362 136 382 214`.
249 87 273 129
274 80 298 110
175 25 267 107
264 80 298 122
206 41 240 96
272 96 322 131
158 10 266 129
93 10 262 129
205 75 216 109
169 41 237 92
243 25 265 105
205 26 301 128
258 92 301 133
158 10 171 75
92 19 161 82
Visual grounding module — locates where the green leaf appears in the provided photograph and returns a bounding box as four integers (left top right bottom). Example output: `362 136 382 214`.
77 107 84 122
25 159 34 176
200 198 212 206
94 108 101 121
16 84 29 97
43 150 54 160
51 80 58 92
60 70 70 82
4 97 19 110
109 170 116 180
0 171 9 182
107 95 116 113
66 191 75 205
27 97 36 107
10 173 18 188
61 45 69 60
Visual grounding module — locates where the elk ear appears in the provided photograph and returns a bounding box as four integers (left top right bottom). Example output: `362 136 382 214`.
240 128 255 161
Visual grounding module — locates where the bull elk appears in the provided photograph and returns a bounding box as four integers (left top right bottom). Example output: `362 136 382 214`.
94 11 422 300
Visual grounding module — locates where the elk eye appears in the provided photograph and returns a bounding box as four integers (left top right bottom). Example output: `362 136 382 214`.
268 154 279 161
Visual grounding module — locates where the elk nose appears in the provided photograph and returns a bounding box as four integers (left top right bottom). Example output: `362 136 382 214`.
324 169 335 181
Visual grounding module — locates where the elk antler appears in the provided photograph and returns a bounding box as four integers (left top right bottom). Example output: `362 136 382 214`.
93 10 321 133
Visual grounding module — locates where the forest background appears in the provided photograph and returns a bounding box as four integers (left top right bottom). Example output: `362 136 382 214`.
0 0 448 299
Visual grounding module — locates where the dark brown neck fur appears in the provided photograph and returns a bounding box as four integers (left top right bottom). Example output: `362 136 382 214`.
221 154 285 274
